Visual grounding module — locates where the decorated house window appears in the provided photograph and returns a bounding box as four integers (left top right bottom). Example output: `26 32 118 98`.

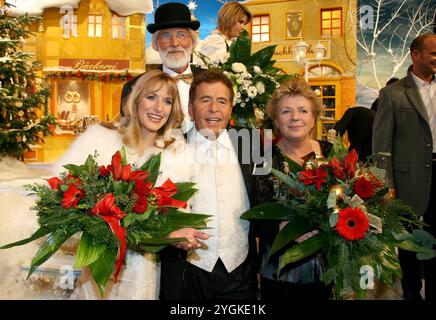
62 13 78 38
251 14 270 43
88 15 103 37
321 8 342 37
112 15 126 39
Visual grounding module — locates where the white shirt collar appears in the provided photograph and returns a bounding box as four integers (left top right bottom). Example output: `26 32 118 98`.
192 127 233 151
162 65 192 77
412 71 436 87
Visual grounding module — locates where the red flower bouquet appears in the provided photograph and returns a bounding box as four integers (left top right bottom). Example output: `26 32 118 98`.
242 136 436 299
1 149 209 295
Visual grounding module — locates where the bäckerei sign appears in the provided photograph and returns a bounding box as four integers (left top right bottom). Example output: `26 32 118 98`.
59 59 129 71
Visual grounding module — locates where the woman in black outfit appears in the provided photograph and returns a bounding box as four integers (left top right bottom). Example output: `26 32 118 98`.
254 78 332 300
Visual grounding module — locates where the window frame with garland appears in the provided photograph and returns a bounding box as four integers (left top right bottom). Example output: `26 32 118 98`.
251 14 270 43
320 8 343 38
88 14 103 38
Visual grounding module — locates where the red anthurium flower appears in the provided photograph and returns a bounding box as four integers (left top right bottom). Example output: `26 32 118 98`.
67 174 82 185
131 170 149 182
99 165 110 177
298 168 328 191
344 149 358 177
133 195 149 214
134 179 153 196
151 179 177 197
61 184 85 208
151 179 187 209
92 193 127 283
46 177 62 190
331 157 345 180
120 165 131 181
110 151 132 181
111 151 122 180
354 177 374 199
157 195 187 209
336 207 369 241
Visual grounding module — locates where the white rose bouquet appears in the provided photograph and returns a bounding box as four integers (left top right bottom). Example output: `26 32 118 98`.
195 30 293 128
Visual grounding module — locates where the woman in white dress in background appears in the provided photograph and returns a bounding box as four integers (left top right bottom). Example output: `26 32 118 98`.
197 2 251 65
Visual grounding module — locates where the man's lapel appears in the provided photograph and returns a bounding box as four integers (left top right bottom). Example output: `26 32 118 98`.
229 127 255 205
405 68 430 125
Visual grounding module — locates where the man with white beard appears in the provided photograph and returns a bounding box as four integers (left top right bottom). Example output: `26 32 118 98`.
120 2 200 133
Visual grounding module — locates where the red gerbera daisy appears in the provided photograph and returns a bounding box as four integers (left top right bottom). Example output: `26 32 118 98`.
335 207 369 241
354 177 374 199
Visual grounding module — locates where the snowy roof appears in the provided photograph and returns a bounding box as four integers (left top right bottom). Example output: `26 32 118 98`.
7 0 153 16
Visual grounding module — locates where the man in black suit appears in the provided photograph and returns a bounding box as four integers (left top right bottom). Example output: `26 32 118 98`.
373 33 436 301
120 2 200 133
334 106 375 161
163 70 261 300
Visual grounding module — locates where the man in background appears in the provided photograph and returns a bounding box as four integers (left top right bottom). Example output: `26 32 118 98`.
373 33 436 301
120 2 199 133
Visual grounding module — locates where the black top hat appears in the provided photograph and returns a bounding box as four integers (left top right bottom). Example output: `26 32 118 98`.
147 2 200 34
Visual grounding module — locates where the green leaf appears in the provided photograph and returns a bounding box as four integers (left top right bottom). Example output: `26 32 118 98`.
27 229 75 278
139 153 161 186
396 238 436 259
112 179 131 197
138 244 167 254
329 211 339 227
120 146 128 166
173 182 198 201
89 246 118 297
0 227 50 249
327 192 337 210
74 232 106 268
228 30 251 62
327 135 348 161
378 245 402 279
123 206 155 228
164 210 210 230
271 168 303 190
83 154 96 172
241 202 290 220
269 220 312 257
369 166 386 182
59 184 69 192
417 251 436 260
63 164 82 175
278 233 324 275
249 45 276 70
411 229 436 247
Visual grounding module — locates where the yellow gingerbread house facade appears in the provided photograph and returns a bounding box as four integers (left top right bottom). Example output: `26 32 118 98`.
22 0 149 162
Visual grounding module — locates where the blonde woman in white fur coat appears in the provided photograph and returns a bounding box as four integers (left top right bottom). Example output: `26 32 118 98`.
51 70 208 299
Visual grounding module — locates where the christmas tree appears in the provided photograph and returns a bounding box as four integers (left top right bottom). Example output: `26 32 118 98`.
0 2 56 160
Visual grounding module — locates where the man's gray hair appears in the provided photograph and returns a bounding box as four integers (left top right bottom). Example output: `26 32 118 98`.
151 29 197 52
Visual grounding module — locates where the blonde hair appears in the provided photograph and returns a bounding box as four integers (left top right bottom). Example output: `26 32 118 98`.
119 70 184 152
217 2 251 38
266 77 321 122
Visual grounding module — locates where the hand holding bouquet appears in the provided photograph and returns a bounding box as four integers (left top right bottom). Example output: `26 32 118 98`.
1 149 209 295
242 137 436 299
